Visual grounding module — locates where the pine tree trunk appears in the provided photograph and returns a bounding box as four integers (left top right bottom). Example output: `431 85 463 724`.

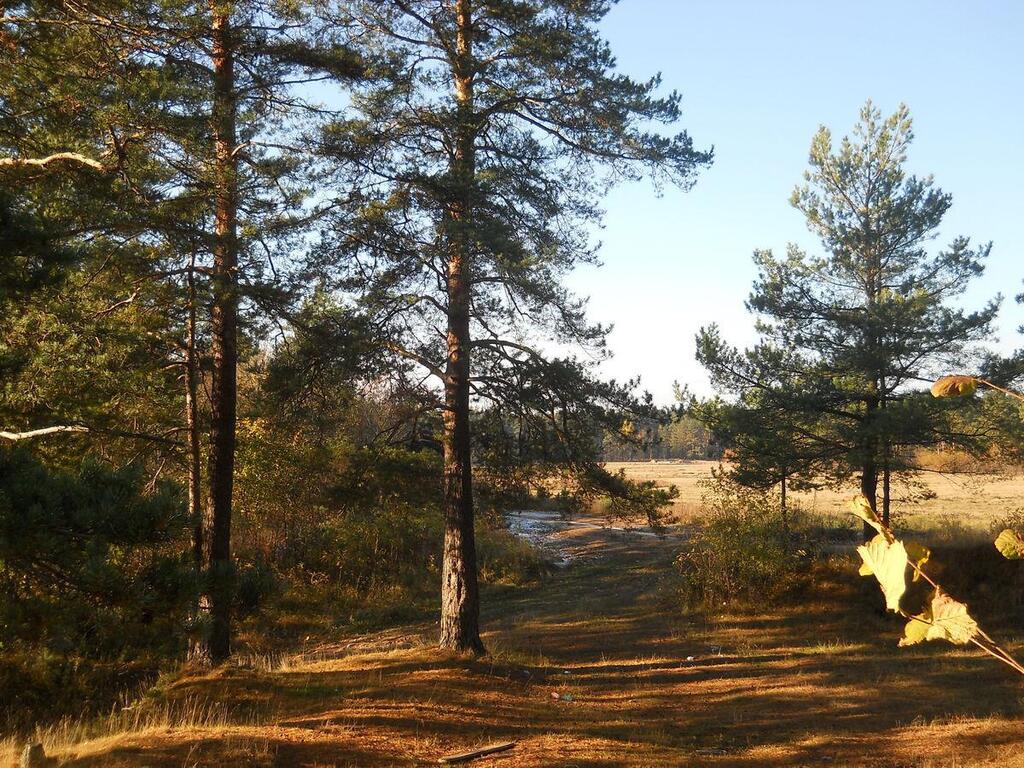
780 474 789 553
860 451 878 542
778 475 786 524
195 1 238 665
439 0 484 655
880 384 891 528
185 260 202 538
882 449 891 528
862 206 882 542
860 397 880 540
184 257 206 662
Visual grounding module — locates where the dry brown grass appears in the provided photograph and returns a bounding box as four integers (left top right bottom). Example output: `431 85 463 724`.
14 520 1024 768
605 459 1024 535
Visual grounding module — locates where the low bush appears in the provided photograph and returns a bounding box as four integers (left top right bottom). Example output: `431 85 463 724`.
232 440 552 651
235 555 279 616
676 475 819 610
477 527 552 586
0 448 190 730
279 502 441 593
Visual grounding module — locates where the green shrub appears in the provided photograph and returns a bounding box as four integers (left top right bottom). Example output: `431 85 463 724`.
313 502 441 591
477 527 552 585
677 475 816 609
0 447 190 730
235 556 278 615
233 433 554 650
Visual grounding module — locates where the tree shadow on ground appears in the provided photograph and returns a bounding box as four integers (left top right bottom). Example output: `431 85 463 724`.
58 525 1024 767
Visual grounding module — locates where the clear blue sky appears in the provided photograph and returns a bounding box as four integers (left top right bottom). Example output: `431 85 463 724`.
572 0 1024 404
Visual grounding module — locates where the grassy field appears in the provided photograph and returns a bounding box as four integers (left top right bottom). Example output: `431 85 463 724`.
605 459 1024 536
10 522 1024 767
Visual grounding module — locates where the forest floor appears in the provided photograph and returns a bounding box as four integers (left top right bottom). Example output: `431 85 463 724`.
21 512 1024 768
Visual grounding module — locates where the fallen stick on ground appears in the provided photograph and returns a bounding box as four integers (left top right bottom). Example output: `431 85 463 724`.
438 741 516 764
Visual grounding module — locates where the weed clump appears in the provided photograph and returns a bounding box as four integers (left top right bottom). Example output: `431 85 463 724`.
676 474 823 610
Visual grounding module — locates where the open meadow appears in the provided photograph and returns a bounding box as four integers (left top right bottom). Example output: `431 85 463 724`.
604 460 1024 538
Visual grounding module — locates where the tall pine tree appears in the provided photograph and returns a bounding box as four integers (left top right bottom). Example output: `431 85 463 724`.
2 0 363 663
314 0 711 652
699 102 998 535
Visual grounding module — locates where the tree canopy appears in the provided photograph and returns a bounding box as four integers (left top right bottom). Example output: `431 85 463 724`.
698 102 999 531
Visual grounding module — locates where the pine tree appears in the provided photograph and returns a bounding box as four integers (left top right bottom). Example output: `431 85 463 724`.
1 0 193 454
698 102 998 536
314 0 710 652
2 0 362 662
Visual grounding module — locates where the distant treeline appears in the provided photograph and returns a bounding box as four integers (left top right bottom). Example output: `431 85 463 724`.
600 415 723 462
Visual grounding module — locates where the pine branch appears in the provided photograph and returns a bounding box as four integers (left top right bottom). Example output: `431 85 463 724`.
0 152 109 172
0 425 90 441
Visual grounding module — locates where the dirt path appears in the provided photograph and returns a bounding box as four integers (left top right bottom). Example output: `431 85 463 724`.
52 519 1024 767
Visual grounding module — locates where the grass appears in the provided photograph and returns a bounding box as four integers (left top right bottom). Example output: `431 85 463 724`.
9 519 1024 767
605 459 1024 536
0 695 251 766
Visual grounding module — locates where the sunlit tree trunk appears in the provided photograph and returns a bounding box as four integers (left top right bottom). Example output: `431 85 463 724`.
195 0 238 665
439 0 483 655
184 255 206 661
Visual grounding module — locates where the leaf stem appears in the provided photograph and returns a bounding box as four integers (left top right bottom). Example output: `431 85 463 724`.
976 378 1024 404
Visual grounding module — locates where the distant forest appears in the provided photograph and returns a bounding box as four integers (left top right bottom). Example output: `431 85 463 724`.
600 415 723 462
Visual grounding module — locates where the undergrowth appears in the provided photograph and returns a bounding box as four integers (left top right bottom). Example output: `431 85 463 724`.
674 474 833 611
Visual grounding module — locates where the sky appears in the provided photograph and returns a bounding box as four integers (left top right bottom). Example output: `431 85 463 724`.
570 0 1024 404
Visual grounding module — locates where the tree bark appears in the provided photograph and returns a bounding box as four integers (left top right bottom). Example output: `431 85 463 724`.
195 1 238 665
860 413 879 542
880 381 891 528
184 256 206 662
860 189 882 542
439 0 484 655
861 385 880 541
185 258 202 547
882 447 891 528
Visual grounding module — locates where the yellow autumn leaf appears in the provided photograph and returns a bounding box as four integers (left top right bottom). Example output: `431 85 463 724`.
857 534 907 613
905 541 931 582
994 529 1024 560
900 613 931 647
849 494 882 534
899 590 979 646
930 375 978 398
